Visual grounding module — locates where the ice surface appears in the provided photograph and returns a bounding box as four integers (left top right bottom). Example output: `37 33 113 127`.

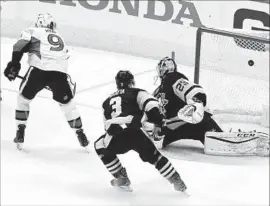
1 37 269 206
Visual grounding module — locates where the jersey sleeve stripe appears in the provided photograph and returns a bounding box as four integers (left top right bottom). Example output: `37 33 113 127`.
13 39 31 52
137 91 158 111
183 85 202 102
142 98 158 111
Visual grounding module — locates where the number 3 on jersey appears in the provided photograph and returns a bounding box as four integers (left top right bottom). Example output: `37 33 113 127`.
110 96 122 118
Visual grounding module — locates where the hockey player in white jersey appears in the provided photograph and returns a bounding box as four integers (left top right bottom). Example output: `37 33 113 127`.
145 57 269 156
3 13 90 150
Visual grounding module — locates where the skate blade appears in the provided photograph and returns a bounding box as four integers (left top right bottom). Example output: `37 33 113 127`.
181 191 190 197
174 186 190 197
117 185 133 192
84 145 91 153
112 182 133 192
16 143 23 151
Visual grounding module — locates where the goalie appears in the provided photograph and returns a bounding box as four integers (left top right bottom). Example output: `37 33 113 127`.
145 57 269 156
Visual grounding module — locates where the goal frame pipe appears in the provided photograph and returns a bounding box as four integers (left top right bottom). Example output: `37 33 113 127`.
194 27 270 84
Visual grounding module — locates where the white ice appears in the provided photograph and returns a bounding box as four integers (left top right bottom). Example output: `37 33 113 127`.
1 37 269 206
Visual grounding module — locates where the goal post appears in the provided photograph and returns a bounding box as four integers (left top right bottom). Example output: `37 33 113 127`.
193 27 269 126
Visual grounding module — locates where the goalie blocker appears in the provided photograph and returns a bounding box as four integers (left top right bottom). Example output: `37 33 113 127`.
204 131 269 157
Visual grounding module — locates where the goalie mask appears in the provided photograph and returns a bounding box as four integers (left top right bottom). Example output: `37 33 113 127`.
35 13 56 30
156 57 177 80
115 70 135 89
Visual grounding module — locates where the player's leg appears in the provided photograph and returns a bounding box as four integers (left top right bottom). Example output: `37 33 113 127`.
60 100 90 147
48 71 89 148
163 112 222 147
15 67 46 149
94 132 132 191
132 128 187 192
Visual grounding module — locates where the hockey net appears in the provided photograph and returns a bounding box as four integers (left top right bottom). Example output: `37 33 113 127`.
194 27 269 126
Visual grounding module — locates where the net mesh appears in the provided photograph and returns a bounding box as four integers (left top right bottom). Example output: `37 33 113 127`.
198 29 269 118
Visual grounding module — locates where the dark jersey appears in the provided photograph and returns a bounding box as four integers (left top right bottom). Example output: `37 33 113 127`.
103 88 158 135
103 88 144 119
154 72 206 119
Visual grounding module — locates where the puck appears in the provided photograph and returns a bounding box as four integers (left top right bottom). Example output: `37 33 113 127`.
248 60 254 66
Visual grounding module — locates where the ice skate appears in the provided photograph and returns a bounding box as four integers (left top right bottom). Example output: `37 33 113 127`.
76 129 90 151
169 172 188 195
153 136 164 150
13 124 26 150
149 128 164 150
111 168 133 192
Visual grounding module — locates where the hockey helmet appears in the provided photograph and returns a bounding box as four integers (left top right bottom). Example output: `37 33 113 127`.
115 70 135 89
156 57 177 79
35 13 56 30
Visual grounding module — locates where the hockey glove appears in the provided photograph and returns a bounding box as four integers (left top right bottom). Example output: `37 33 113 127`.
4 61 21 81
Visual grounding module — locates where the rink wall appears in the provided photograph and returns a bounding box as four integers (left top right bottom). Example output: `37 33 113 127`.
1 0 269 67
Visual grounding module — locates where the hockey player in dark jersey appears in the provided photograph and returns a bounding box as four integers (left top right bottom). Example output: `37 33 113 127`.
149 57 223 149
94 70 187 193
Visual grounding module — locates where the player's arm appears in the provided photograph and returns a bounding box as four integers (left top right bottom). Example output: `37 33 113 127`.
137 90 164 127
103 113 120 135
13 29 32 62
4 29 32 81
172 78 206 124
102 99 133 136
102 100 121 136
137 90 166 140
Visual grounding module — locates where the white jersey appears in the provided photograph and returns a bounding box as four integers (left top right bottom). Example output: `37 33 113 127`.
14 27 70 73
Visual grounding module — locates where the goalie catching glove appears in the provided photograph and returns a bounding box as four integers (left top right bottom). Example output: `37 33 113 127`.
177 97 204 124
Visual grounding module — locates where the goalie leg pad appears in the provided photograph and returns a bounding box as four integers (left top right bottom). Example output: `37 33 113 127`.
256 132 269 157
204 131 269 156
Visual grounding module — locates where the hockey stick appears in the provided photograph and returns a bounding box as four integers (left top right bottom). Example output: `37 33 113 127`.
165 117 187 130
17 75 52 91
